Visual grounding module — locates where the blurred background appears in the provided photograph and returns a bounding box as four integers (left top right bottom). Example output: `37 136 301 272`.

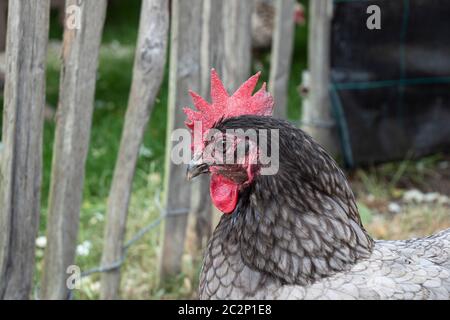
0 0 449 299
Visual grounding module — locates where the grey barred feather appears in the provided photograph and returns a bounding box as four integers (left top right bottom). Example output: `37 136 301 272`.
198 116 450 300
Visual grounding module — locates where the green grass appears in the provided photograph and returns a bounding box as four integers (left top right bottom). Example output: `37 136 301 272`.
35 1 172 298
37 39 172 297
353 153 447 199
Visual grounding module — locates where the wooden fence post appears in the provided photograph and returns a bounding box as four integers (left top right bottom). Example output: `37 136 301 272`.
41 0 107 300
301 0 339 155
185 0 224 258
269 0 296 119
100 0 169 300
159 0 203 281
186 0 253 254
0 0 50 300
222 0 253 92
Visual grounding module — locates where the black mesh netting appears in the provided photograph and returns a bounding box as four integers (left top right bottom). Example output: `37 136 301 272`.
330 0 450 166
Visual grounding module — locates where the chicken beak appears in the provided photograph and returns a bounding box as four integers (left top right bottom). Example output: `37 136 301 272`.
186 153 209 181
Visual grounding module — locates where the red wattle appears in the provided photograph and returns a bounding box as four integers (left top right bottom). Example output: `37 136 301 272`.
210 174 239 214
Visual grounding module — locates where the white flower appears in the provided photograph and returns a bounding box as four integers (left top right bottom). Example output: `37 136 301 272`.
139 145 153 158
89 211 105 225
35 236 47 248
403 189 424 203
90 281 100 292
76 241 92 257
423 192 440 203
388 202 401 214
94 211 104 221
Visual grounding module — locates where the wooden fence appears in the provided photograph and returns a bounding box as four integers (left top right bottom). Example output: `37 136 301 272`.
0 0 328 300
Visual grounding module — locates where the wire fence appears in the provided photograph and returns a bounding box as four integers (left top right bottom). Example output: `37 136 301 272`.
33 190 190 300
330 0 450 166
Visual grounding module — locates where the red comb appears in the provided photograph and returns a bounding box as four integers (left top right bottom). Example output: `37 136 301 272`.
183 69 274 149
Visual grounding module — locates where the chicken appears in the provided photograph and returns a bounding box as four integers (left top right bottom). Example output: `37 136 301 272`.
184 70 450 300
251 0 305 51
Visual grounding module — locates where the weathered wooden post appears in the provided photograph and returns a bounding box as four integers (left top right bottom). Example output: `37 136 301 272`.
301 0 338 155
100 0 169 300
159 0 203 280
222 0 253 92
185 0 225 257
269 0 296 119
41 0 107 300
0 0 50 300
